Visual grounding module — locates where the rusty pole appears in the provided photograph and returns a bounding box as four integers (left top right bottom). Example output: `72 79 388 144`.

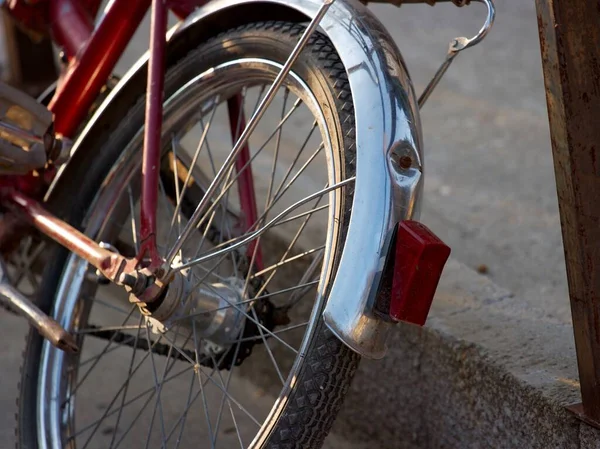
536 0 600 423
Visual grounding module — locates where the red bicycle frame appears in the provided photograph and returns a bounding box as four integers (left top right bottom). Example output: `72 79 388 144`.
2 0 262 285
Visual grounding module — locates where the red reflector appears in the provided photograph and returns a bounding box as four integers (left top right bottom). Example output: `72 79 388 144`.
389 220 450 326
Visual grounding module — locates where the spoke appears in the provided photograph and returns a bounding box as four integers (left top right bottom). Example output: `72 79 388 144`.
217 143 326 255
171 136 183 239
196 361 262 427
175 178 354 270
78 331 167 449
219 186 239 278
74 325 143 335
168 85 265 263
270 142 324 209
252 245 325 279
164 349 232 446
89 297 131 316
241 222 263 306
160 331 262 426
220 141 325 257
266 88 288 204
143 324 169 448
202 283 298 353
270 204 329 228
239 88 291 299
168 95 220 234
192 321 216 449
274 120 318 196
158 175 178 251
173 371 196 449
161 332 197 365
260 97 303 155
109 328 194 448
286 255 323 308
253 280 320 302
72 326 194 443
66 305 136 404
178 252 231 314
209 352 245 449
211 323 245 444
70 365 192 442
250 306 286 384
252 189 326 299
108 316 143 449
166 93 303 262
127 186 140 253
179 113 298 249
12 237 46 288
112 389 160 449
191 163 236 260
76 334 137 369
172 280 319 324
165 2 335 267
230 321 309 344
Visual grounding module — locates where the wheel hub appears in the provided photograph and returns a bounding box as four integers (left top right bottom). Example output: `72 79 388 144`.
143 271 246 352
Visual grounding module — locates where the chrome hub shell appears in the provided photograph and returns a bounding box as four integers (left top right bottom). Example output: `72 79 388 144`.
143 271 245 351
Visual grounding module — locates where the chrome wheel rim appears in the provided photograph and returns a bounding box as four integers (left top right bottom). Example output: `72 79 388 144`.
37 58 345 449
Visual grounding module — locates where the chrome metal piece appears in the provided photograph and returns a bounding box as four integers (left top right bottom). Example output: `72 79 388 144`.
164 0 335 269
144 270 244 348
48 135 74 165
0 119 44 145
188 279 245 348
0 260 77 352
174 177 355 270
46 0 424 358
0 80 52 145
0 135 47 174
418 0 496 108
0 81 56 173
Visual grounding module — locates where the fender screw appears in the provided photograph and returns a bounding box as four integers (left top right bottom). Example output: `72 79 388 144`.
399 155 413 169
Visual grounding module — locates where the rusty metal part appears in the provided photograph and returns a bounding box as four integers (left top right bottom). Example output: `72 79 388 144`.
0 259 77 352
3 189 138 283
567 403 600 430
536 0 600 424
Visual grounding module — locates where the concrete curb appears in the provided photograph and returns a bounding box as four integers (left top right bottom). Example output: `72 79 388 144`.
331 259 599 448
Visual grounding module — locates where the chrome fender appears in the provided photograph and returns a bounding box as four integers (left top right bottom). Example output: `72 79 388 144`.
47 0 423 359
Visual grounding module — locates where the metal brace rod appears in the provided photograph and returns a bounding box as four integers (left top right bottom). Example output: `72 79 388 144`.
418 0 495 108
4 190 137 284
0 259 78 352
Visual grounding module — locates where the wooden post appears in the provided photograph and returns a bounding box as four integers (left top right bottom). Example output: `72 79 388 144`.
536 0 600 423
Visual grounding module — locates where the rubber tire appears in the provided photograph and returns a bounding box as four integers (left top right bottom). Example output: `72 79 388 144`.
17 21 360 449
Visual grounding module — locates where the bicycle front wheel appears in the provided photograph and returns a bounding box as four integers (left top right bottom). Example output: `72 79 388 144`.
18 21 360 449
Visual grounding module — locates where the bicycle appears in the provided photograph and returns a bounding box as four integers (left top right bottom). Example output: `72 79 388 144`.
0 0 493 447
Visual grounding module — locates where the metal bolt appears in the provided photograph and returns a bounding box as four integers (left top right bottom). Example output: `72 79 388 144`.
119 273 138 289
398 155 413 169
